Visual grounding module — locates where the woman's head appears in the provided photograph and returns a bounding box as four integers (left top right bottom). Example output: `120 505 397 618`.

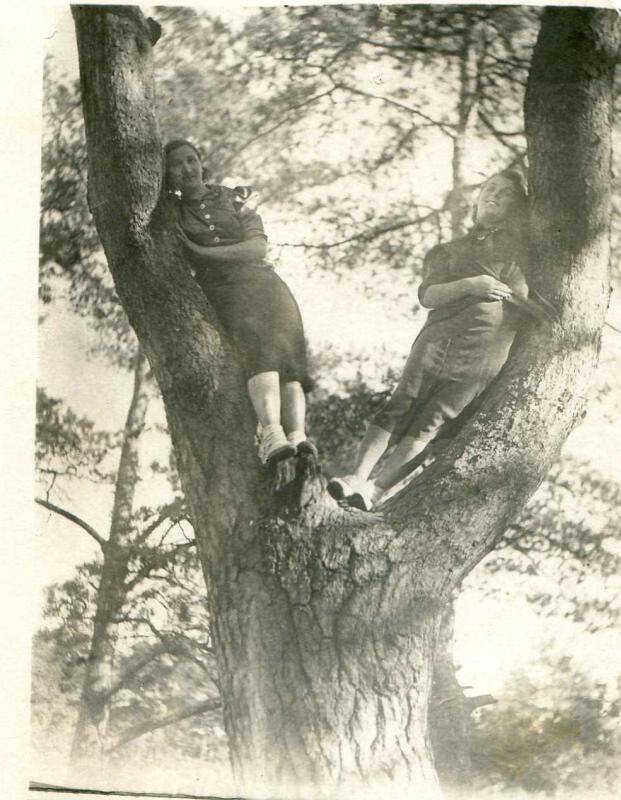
474 170 527 228
164 139 205 196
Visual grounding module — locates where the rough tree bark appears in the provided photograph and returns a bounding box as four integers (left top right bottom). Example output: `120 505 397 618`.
71 6 618 799
71 348 151 762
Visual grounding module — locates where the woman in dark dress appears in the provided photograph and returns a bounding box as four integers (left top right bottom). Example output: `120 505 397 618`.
164 139 315 463
328 170 532 510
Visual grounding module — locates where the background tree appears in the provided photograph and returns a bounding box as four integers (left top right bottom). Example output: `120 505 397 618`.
471 651 620 796
39 49 216 764
35 382 222 766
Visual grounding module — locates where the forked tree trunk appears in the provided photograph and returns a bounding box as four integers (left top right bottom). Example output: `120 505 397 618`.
71 6 618 798
71 349 151 763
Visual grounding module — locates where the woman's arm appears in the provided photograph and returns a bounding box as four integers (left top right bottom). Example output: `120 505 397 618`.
177 227 267 265
192 238 267 264
421 275 514 308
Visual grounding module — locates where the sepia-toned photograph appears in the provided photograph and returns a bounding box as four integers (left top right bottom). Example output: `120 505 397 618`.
19 1 621 798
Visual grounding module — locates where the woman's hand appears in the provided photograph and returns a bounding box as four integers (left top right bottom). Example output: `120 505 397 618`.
175 225 219 267
468 274 514 302
502 261 529 300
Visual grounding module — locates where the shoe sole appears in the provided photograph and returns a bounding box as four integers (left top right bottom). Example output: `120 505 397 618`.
327 479 347 501
347 492 373 512
265 443 297 464
297 441 318 458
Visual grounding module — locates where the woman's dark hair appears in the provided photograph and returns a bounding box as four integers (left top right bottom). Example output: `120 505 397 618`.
497 169 528 203
164 138 202 161
163 139 208 191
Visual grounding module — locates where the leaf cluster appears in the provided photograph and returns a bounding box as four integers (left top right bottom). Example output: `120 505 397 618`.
36 387 119 487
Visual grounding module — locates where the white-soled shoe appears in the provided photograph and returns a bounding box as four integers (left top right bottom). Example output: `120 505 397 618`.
347 481 384 512
258 424 296 464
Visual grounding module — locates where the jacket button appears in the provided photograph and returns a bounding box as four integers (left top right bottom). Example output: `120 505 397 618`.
204 213 211 219
214 236 221 243
209 224 215 230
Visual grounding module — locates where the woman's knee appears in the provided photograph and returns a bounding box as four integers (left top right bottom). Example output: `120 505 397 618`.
372 392 414 433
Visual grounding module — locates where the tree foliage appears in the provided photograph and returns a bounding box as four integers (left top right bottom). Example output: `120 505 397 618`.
36 387 118 487
471 649 621 794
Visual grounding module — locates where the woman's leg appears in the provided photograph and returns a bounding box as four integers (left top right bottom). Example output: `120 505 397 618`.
349 391 415 481
247 371 281 428
345 432 430 512
374 377 485 494
373 432 434 491
328 391 412 501
349 424 393 481
281 381 306 437
247 372 296 463
327 423 392 502
282 381 319 456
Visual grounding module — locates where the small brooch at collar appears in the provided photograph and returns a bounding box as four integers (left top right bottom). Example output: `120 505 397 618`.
475 227 500 241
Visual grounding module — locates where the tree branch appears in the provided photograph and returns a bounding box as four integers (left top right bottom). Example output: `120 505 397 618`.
333 80 456 138
276 205 446 250
466 694 497 712
102 642 169 700
109 697 222 750
35 497 107 548
133 497 188 546
354 35 461 59
221 86 339 167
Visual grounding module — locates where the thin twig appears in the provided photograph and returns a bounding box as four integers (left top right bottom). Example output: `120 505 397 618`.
333 80 456 138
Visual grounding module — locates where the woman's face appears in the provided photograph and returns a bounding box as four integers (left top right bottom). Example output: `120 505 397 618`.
166 145 203 194
475 175 521 227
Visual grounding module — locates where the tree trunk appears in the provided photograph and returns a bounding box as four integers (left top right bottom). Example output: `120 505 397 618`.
71 6 618 798
428 599 497 793
429 601 473 792
71 348 151 764
448 21 480 237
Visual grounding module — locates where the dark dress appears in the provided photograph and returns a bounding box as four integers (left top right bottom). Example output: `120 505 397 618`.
374 225 528 444
174 184 312 391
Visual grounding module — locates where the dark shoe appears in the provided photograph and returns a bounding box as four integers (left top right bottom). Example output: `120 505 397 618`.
327 477 348 501
296 439 318 458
